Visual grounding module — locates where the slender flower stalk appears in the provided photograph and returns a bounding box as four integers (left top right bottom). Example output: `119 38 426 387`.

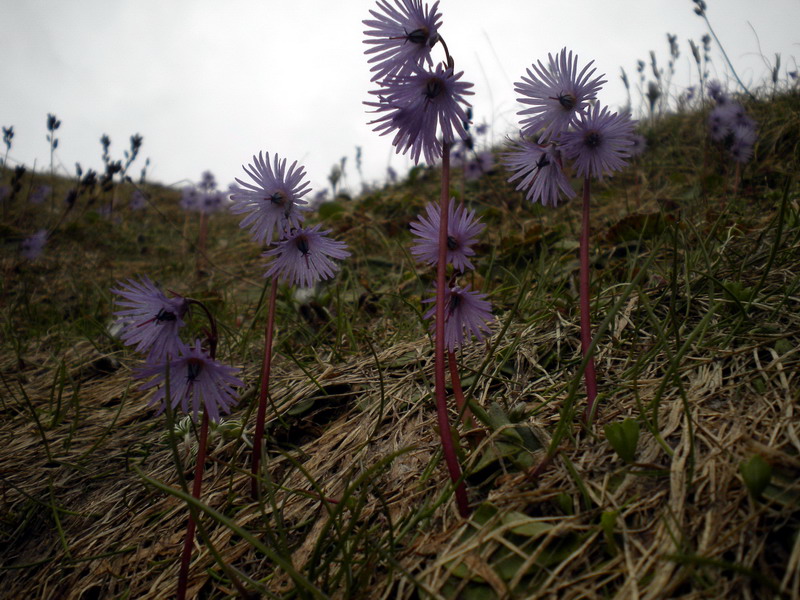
448 350 474 428
579 179 599 421
251 276 278 498
434 145 469 517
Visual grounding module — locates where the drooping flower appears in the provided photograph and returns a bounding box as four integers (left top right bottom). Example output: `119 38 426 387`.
112 276 189 360
263 225 350 288
136 340 242 423
230 152 311 245
366 62 473 164
363 0 442 82
515 48 606 142
629 134 647 157
503 140 575 207
410 200 484 271
29 185 50 205
423 285 495 350
559 103 636 180
21 229 48 260
729 125 757 163
199 170 216 192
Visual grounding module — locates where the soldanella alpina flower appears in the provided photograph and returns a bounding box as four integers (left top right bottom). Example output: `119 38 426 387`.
363 0 442 82
366 62 473 164
264 225 350 288
560 103 636 180
410 200 484 272
230 152 310 245
21 229 48 261
504 140 576 207
112 276 189 360
423 285 495 350
136 340 242 423
516 48 606 142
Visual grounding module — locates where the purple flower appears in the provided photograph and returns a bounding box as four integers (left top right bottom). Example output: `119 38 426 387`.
515 48 606 142
230 152 310 246
367 63 473 164
729 125 757 163
130 190 146 210
410 200 484 271
504 140 575 207
707 80 727 103
199 170 216 191
423 285 495 350
137 340 242 423
464 151 495 181
180 186 201 211
112 276 189 360
560 103 636 180
363 0 442 82
629 134 647 157
21 229 47 260
263 225 350 288
201 190 225 213
29 185 50 205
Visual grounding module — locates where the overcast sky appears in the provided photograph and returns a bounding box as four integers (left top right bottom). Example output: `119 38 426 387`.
1 0 798 196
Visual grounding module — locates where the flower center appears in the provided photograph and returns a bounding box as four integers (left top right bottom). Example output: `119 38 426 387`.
536 153 551 169
425 78 444 100
557 92 576 110
446 235 459 251
585 132 601 149
448 292 462 314
186 358 204 382
269 192 285 206
155 308 177 323
295 235 311 256
406 27 429 45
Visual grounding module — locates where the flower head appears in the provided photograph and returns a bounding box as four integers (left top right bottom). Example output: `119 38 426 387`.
230 152 311 245
503 140 575 207
180 186 201 212
364 0 442 82
560 103 636 180
130 190 146 210
367 63 473 164
423 285 495 350
410 200 484 271
515 48 606 142
112 276 189 360
464 151 495 180
21 229 48 260
137 340 242 423
264 225 350 288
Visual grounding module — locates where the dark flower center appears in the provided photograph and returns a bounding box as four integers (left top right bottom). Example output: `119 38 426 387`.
295 235 311 255
269 192 285 206
585 132 601 149
186 358 204 382
425 78 444 100
446 235 459 251
557 92 576 110
406 27 429 45
448 292 462 313
155 308 177 323
536 153 551 169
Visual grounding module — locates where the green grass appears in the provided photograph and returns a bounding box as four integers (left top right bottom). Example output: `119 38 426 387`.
1 87 800 599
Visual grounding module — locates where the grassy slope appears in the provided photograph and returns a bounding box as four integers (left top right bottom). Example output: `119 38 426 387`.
1 91 800 599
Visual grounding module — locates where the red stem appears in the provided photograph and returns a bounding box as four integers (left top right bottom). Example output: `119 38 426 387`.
448 350 475 428
251 276 279 498
435 144 470 517
580 178 599 422
176 411 210 600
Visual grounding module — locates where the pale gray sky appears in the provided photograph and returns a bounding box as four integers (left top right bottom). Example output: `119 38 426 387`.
1 0 798 195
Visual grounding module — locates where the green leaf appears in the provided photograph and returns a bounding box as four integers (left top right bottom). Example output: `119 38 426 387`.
604 418 640 463
501 512 554 538
740 455 772 500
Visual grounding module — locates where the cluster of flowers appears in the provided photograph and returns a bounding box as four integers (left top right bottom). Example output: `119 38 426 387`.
410 201 494 348
452 121 495 181
706 80 757 164
364 0 474 165
180 170 228 214
112 276 242 423
503 49 636 205
229 152 350 286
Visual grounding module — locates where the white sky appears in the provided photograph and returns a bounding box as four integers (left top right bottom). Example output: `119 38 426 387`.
1 0 798 195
